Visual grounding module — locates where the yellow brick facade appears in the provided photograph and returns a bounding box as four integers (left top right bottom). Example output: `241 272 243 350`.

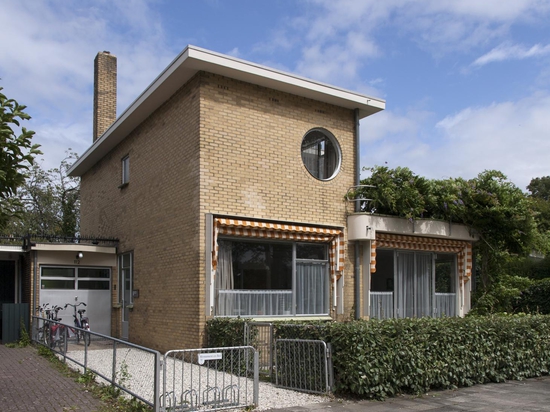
80 72 357 352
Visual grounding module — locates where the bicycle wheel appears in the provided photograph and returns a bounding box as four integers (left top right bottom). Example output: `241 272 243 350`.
76 329 81 344
83 328 91 346
42 324 51 346
59 331 67 354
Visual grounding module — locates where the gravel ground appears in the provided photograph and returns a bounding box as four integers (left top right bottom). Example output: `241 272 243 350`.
63 342 329 411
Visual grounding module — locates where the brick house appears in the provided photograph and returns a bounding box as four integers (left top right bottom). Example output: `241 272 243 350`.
66 46 475 351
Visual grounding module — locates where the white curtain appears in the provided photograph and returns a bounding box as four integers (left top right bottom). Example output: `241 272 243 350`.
415 253 432 317
215 241 234 315
296 262 328 315
396 252 415 318
396 252 433 318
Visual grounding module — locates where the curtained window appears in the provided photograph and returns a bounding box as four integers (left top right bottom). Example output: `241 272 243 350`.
215 239 329 317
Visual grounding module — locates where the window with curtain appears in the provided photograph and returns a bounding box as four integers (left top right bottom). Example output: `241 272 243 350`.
215 239 328 317
371 249 456 319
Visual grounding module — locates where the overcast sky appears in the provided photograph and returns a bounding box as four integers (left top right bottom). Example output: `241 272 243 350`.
2 0 549 190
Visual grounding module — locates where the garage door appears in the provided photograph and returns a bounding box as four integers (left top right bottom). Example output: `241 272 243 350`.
39 266 111 336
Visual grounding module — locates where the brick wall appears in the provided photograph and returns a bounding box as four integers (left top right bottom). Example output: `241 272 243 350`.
93 52 117 141
80 71 357 351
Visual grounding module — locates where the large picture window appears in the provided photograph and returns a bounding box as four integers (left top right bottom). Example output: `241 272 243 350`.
369 250 457 319
41 266 110 290
215 240 329 317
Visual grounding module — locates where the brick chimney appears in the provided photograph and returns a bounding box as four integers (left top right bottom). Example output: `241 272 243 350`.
93 51 117 142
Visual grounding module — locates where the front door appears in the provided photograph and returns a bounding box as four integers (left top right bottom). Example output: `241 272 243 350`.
0 260 16 340
119 253 132 340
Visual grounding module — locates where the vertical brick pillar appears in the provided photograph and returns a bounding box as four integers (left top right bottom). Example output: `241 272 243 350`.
93 51 117 142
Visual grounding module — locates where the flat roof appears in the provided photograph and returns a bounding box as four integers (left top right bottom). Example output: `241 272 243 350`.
69 45 385 176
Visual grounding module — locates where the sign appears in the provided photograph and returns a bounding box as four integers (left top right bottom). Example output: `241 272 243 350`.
198 352 222 365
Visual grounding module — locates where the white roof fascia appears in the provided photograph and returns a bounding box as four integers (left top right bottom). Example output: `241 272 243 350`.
31 244 117 254
69 45 385 177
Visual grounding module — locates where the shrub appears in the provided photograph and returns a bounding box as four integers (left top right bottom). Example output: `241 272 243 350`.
514 278 550 314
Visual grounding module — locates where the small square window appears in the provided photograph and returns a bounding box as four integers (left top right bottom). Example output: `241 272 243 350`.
121 155 129 185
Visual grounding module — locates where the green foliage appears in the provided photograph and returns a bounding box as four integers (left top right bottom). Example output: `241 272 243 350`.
470 275 534 315
528 176 550 201
359 167 539 292
281 317 550 400
206 317 248 347
0 87 41 230
359 166 432 219
514 279 550 314
2 150 80 236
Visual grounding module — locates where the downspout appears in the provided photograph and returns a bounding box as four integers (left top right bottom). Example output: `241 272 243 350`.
354 109 361 319
32 249 37 316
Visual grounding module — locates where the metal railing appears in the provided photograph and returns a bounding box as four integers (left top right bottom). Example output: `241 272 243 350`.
275 339 332 394
217 290 292 316
435 293 456 317
244 322 273 378
162 346 259 411
370 291 394 319
32 316 161 412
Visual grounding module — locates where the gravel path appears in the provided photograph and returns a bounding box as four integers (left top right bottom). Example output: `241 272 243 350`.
64 344 329 410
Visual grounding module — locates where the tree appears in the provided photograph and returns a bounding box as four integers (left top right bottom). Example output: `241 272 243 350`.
2 150 80 237
359 167 538 291
0 87 41 229
527 176 550 201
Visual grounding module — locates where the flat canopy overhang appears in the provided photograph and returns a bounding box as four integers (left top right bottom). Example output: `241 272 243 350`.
69 45 385 177
348 214 478 242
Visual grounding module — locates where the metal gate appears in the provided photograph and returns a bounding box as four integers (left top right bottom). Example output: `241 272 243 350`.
244 322 273 378
275 339 332 394
1 303 29 344
161 346 259 412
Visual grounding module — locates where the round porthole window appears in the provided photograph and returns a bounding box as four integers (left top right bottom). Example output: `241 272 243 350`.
301 128 341 180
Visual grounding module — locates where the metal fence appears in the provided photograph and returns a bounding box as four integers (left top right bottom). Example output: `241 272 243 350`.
244 322 273 378
275 339 332 394
31 316 161 412
162 346 258 411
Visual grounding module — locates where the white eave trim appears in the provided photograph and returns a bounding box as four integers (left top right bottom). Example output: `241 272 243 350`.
348 214 478 242
31 244 117 254
69 45 385 177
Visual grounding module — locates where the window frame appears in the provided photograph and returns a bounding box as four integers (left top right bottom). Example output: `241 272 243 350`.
301 128 342 181
215 237 329 317
40 265 111 290
118 252 133 305
121 155 130 186
369 249 458 319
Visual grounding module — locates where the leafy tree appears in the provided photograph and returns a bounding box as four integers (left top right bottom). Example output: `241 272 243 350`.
2 151 80 237
0 87 41 230
527 176 550 201
359 167 538 291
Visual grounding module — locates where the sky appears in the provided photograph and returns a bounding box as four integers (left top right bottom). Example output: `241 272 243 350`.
1 0 550 191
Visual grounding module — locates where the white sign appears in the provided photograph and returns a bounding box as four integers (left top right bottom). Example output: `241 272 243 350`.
198 352 223 365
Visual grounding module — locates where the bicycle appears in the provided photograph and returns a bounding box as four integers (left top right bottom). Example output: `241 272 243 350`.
47 305 67 354
35 303 51 345
64 302 91 346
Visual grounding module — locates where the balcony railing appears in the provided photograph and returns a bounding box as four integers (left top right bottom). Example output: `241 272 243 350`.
216 289 293 317
435 293 456 317
370 291 394 319
370 291 456 319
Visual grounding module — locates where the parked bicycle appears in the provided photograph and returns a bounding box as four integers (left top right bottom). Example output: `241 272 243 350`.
45 305 67 354
64 302 91 346
35 303 51 345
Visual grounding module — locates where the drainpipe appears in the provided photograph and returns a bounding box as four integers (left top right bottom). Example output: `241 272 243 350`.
32 249 37 316
354 109 361 319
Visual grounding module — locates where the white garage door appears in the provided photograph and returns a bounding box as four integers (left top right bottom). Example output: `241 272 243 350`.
39 266 111 336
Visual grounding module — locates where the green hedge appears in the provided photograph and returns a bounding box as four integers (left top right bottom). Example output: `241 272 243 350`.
206 316 550 400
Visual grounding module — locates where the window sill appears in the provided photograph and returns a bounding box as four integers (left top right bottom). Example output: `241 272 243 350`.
118 182 129 189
